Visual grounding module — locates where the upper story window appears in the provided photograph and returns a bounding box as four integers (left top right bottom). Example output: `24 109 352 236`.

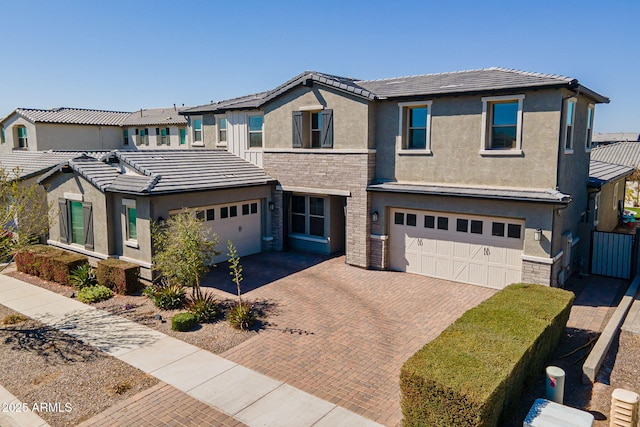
136 128 149 146
480 94 524 155
218 117 227 145
398 101 432 153
179 128 186 145
16 126 28 148
193 119 202 143
585 104 594 152
563 98 576 153
157 127 169 145
248 115 263 148
123 129 129 146
1 126 5 144
292 109 334 149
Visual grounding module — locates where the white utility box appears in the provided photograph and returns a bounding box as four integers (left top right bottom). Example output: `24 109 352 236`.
524 398 594 427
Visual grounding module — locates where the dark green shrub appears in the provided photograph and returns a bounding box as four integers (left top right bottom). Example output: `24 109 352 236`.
70 264 97 289
97 258 140 295
400 283 574 427
50 253 88 286
144 282 187 310
171 312 197 331
227 303 256 330
187 288 218 322
77 285 114 303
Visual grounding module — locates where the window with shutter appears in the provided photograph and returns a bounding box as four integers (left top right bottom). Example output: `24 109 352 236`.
292 109 333 149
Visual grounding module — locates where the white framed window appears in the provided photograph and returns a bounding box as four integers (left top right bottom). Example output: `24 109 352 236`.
292 108 334 149
1 126 5 144
563 98 576 153
613 182 619 210
311 112 322 148
398 101 433 153
16 125 28 148
193 118 202 143
248 115 263 148
122 199 137 247
594 192 600 225
585 104 595 152
480 94 524 155
136 128 149 146
217 116 227 145
123 129 129 146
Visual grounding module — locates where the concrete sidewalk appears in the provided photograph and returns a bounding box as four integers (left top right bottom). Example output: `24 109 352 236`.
0 274 382 427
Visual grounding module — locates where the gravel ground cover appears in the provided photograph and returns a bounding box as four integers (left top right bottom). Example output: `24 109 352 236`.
0 304 158 427
5 270 261 355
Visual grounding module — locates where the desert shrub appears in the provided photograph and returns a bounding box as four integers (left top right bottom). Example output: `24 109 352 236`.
187 288 218 322
77 285 114 303
70 264 97 289
227 303 256 330
15 245 58 276
1 313 27 325
400 283 574 427
144 281 187 310
97 258 140 295
171 312 197 331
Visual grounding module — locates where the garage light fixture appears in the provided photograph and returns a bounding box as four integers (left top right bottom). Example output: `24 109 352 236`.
372 211 379 222
268 202 275 211
535 228 542 241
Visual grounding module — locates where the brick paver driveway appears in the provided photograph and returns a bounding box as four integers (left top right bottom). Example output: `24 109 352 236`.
203 253 495 426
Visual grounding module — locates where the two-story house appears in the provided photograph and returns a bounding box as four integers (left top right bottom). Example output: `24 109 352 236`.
181 68 609 288
122 107 192 149
0 107 131 154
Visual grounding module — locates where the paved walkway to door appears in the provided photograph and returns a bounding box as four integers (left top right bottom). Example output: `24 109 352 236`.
205 254 496 426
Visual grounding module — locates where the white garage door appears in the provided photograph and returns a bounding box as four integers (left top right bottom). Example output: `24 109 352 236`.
389 209 523 289
190 200 262 263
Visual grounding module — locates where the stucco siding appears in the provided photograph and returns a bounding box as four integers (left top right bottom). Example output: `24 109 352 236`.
375 90 562 189
597 178 626 231
36 123 123 151
264 85 371 150
0 115 38 153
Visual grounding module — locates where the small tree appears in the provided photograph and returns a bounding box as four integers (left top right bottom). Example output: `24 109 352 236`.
151 210 220 289
629 169 640 207
226 240 255 330
0 167 52 265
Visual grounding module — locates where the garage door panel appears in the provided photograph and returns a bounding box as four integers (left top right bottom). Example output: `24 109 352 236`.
390 208 523 289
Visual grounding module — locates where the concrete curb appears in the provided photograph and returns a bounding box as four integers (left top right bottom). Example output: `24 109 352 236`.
582 275 640 384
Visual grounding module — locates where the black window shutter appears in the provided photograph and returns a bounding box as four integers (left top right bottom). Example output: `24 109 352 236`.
58 199 69 244
292 111 303 148
82 202 94 250
321 109 333 148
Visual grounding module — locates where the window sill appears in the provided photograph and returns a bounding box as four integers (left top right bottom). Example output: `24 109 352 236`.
564 149 574 155
479 149 523 157
397 149 432 156
191 142 204 147
289 233 328 244
247 148 264 152
216 142 227 148
125 240 139 249
585 148 592 153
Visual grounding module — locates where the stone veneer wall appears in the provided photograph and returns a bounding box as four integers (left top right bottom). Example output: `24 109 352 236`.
369 235 388 270
263 151 376 268
521 258 560 287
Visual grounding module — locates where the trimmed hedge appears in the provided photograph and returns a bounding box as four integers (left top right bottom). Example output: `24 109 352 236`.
97 258 140 295
171 312 197 332
15 245 88 286
400 283 574 427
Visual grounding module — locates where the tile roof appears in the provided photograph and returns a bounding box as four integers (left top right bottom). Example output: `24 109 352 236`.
5 108 131 126
37 150 275 195
182 67 608 114
367 182 572 204
588 160 634 188
593 132 640 143
122 107 189 126
591 141 640 169
0 150 107 180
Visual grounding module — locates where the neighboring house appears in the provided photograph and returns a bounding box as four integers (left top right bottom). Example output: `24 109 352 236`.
592 132 640 147
584 160 633 232
182 67 608 288
0 108 130 154
37 150 276 279
591 141 640 206
121 107 192 149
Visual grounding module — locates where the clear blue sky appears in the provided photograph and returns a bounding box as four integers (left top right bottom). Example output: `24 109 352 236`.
1 0 637 132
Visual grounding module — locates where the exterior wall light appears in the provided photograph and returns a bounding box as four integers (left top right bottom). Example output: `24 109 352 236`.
535 228 542 241
268 202 275 211
372 211 379 222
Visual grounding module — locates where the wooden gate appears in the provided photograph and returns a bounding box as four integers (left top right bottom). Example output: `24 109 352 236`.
591 231 635 279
